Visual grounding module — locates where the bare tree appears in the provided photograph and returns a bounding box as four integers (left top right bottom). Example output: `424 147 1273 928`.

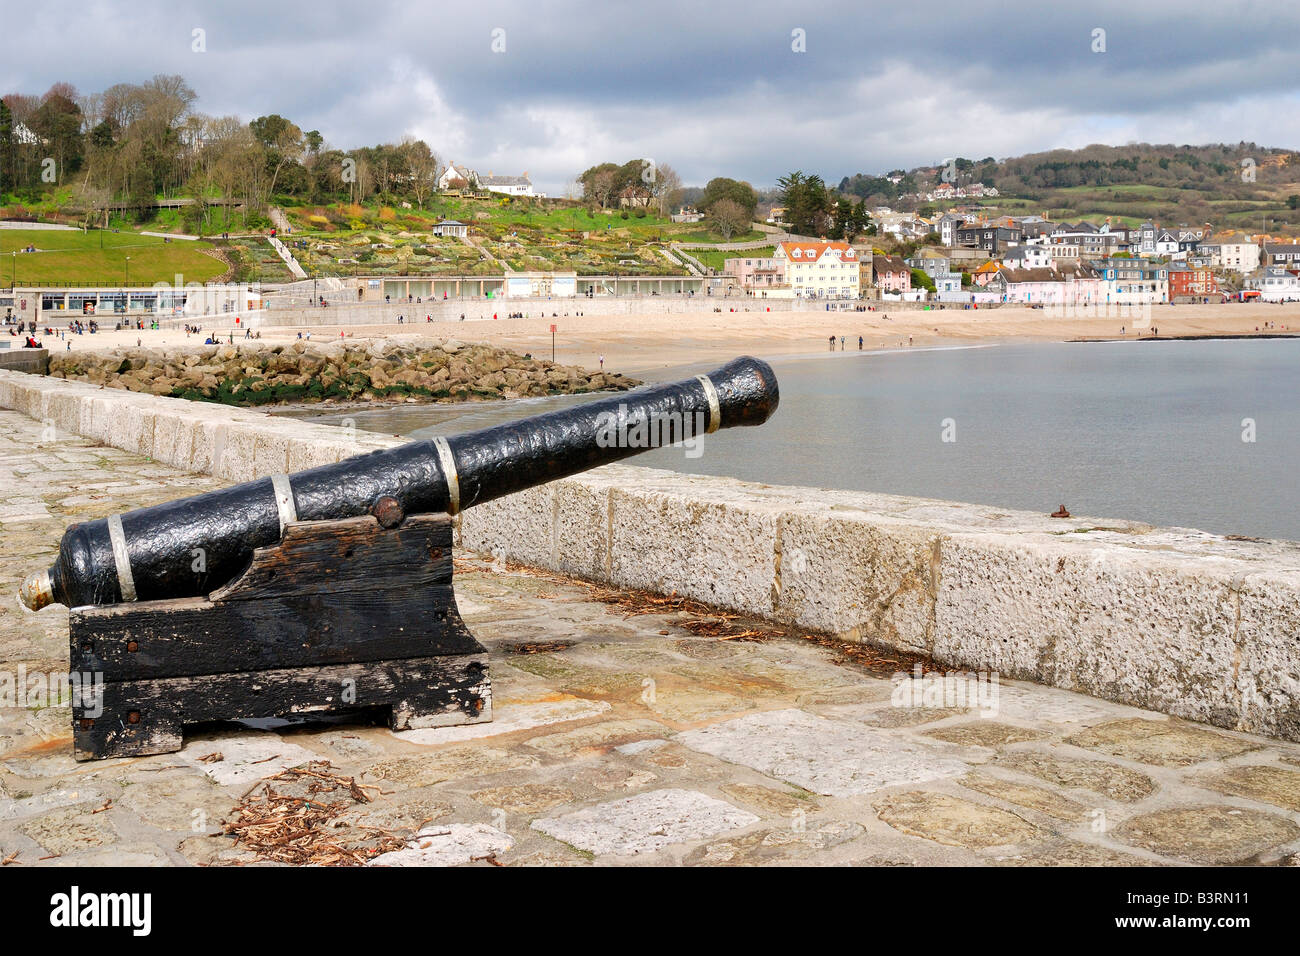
591 169 617 210
708 198 748 240
650 162 682 216
401 137 440 209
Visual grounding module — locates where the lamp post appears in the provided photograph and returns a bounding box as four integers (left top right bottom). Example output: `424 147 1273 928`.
125 256 130 287
10 251 15 290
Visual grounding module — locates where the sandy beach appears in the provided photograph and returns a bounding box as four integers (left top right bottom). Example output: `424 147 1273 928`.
21 300 1300 379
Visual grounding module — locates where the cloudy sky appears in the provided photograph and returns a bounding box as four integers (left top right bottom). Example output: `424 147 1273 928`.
5 1 1300 195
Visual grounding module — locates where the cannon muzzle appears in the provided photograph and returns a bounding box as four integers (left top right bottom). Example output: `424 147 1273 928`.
21 356 778 611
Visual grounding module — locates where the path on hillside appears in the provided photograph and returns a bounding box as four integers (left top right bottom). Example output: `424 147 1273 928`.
673 230 816 252
462 235 509 272
196 244 236 284
265 210 309 280
661 248 701 275
268 207 294 234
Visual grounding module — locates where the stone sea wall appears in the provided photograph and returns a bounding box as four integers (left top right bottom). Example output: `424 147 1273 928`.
2 368 1298 741
44 339 636 405
0 347 47 374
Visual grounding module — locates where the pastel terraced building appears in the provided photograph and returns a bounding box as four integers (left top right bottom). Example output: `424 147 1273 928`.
773 241 861 299
723 255 786 290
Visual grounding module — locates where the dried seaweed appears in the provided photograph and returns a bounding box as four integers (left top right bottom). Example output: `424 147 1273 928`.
221 760 406 866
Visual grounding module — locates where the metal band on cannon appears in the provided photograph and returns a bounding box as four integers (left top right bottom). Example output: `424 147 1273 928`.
107 514 137 603
695 374 722 434
433 437 461 515
271 474 298 535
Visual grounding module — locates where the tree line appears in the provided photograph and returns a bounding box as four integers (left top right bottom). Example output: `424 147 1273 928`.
0 75 445 233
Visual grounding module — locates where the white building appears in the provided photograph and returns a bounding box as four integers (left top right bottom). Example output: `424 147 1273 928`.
1204 236 1261 273
1246 267 1300 301
438 162 478 190
430 219 468 238
1003 245 1053 270
480 173 537 197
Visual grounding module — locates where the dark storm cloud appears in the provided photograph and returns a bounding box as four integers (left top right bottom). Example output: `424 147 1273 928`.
3 0 1299 193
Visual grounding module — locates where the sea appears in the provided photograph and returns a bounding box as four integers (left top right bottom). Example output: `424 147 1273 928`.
277 338 1300 541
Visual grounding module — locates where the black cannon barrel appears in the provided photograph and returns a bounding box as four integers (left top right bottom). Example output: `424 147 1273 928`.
20 356 778 611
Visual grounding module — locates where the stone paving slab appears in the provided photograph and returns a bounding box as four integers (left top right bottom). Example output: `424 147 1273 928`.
3 408 1300 866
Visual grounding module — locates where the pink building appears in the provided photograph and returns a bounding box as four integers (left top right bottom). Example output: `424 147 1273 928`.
724 255 786 289
872 254 912 292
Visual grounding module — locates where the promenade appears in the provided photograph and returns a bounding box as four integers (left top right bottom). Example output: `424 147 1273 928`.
2 408 1299 866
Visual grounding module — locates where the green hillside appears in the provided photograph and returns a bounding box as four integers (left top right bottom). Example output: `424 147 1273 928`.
843 143 1300 232
2 229 228 285
276 198 761 279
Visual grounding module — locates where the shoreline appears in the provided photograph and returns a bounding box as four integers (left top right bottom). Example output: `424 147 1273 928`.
20 299 1300 380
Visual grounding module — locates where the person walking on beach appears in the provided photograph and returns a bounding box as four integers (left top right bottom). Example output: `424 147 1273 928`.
828 334 835 351
839 335 846 350
858 335 863 350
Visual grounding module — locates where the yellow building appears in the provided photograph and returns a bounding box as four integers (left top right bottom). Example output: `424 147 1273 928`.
773 241 861 299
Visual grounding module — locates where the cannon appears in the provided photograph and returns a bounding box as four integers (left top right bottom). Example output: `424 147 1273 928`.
21 356 778 759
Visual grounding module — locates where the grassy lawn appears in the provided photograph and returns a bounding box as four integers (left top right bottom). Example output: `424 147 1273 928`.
687 245 775 271
1 229 227 285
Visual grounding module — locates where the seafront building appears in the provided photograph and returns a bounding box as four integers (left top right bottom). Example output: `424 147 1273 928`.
1168 262 1221 302
770 241 862 299
1245 267 1300 301
1090 257 1170 304
723 255 786 290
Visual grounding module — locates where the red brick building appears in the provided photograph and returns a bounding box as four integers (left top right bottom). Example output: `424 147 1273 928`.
1168 265 1219 302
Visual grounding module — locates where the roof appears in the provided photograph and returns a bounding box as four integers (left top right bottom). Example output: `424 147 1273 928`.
481 174 532 186
958 222 1018 234
778 241 858 263
1000 263 1098 282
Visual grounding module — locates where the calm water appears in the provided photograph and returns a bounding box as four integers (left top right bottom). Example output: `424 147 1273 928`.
280 339 1300 541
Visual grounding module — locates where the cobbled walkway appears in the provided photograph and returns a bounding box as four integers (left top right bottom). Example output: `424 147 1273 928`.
2 408 1300 866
